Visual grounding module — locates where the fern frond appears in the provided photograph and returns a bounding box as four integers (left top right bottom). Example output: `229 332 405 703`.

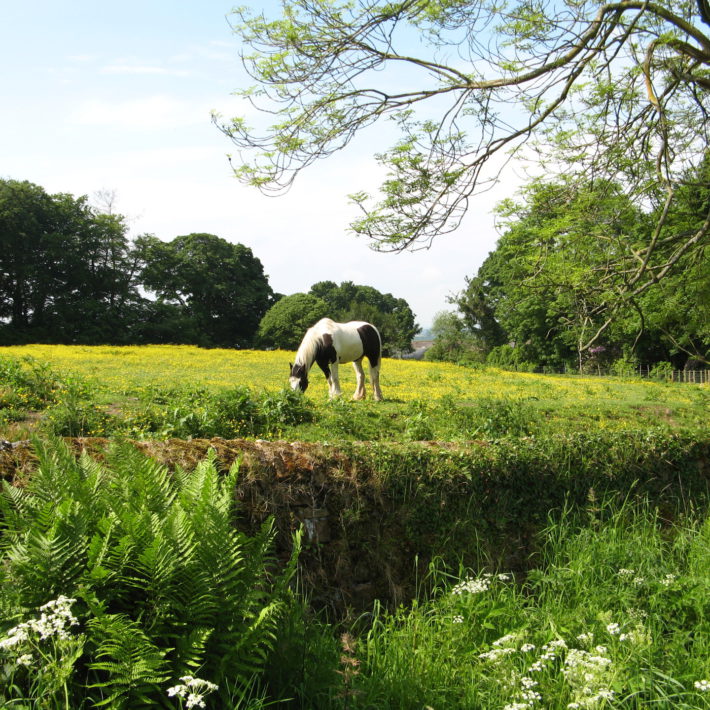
87 613 170 709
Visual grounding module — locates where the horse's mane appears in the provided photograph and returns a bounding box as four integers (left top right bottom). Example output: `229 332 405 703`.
294 320 330 369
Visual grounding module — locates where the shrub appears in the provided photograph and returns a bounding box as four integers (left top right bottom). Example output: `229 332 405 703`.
43 393 114 437
650 361 674 380
259 388 314 432
611 355 640 377
0 355 72 410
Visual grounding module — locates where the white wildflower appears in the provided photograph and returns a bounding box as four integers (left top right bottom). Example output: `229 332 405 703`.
16 653 33 667
660 573 678 587
0 596 79 651
186 693 206 709
617 568 635 577
695 680 710 692
520 643 536 652
479 647 516 662
0 627 29 650
452 576 491 595
577 632 594 644
493 633 517 648
452 615 464 624
167 676 218 706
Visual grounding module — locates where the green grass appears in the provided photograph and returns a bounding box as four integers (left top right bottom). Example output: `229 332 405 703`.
1 348 709 708
0 348 707 442
268 502 710 709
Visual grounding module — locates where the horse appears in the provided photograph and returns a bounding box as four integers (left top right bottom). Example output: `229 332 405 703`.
289 318 383 401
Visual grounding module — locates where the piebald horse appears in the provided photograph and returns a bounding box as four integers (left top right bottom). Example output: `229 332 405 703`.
289 318 383 401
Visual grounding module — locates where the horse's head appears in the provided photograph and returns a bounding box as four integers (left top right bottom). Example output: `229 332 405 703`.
289 362 308 393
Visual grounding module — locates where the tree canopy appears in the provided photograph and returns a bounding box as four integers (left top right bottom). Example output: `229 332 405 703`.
256 281 420 353
0 181 275 347
257 292 330 349
135 233 275 348
0 179 142 343
454 177 710 368
220 0 710 335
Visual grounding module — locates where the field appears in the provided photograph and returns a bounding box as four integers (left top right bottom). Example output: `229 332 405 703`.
0 345 709 709
0 344 707 441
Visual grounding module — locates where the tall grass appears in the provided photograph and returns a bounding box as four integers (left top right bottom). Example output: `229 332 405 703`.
268 502 710 709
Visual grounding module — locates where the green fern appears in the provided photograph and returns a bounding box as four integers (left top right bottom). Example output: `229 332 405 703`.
0 437 300 706
87 613 170 708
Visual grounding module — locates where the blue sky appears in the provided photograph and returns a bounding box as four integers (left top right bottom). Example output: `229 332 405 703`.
1 0 515 328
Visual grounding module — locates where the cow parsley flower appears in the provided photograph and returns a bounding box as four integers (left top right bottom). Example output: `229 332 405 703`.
452 576 490 595
167 676 218 708
660 573 678 587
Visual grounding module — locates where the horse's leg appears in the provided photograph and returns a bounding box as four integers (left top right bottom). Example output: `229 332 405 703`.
352 359 366 400
328 362 342 399
370 361 383 401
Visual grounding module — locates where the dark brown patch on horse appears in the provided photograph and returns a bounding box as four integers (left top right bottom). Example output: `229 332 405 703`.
290 362 309 392
314 333 338 379
357 324 381 367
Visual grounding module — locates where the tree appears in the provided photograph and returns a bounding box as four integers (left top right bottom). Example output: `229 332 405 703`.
257 293 330 349
0 180 142 343
136 233 275 347
219 0 710 339
457 176 708 368
0 180 57 330
426 310 483 364
308 280 419 353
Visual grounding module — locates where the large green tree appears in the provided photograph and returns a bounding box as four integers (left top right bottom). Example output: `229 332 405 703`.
0 180 142 343
219 0 710 338
257 292 330 349
456 177 709 368
136 233 275 347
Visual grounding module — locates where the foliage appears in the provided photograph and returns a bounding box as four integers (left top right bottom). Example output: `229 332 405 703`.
257 292 330 349
257 281 419 354
317 503 710 709
0 181 281 349
0 439 300 708
455 177 710 369
425 310 485 365
222 0 710 343
135 232 275 348
0 179 144 344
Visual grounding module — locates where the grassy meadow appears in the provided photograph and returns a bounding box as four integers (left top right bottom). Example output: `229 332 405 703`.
0 344 707 441
1 345 709 708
